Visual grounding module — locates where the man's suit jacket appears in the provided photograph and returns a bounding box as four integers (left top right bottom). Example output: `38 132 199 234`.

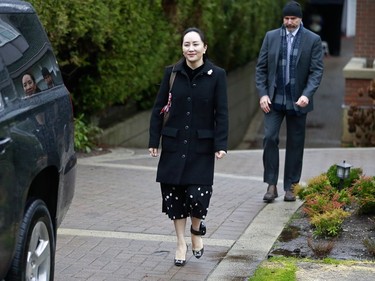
256 25 324 114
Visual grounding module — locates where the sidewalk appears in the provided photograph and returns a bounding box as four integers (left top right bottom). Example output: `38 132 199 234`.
54 37 375 281
55 147 374 281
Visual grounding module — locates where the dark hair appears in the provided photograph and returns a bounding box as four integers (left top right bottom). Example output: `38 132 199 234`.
181 27 206 45
41 67 50 77
22 72 41 94
23 72 36 83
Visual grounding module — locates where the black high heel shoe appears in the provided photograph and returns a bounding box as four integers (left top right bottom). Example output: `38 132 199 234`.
191 221 206 259
174 258 186 267
174 244 188 266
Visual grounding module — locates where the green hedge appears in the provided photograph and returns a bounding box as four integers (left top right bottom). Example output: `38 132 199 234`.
29 0 285 116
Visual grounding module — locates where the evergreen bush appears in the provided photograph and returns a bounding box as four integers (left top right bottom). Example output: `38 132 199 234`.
29 0 285 116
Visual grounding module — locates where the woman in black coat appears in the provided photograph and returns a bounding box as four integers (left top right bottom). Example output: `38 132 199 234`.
149 27 228 266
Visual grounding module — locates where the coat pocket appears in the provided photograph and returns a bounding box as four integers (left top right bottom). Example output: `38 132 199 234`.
196 129 214 154
161 127 179 152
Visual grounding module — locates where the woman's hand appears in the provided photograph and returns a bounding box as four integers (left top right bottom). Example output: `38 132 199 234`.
215 150 226 159
149 148 159 157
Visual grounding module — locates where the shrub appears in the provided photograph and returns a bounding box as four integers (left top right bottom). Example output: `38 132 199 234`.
310 208 350 237
297 174 331 200
294 163 373 257
326 164 362 189
351 176 375 214
307 236 335 259
303 191 347 218
298 174 353 205
363 237 375 257
74 114 102 153
29 0 284 117
300 164 366 239
347 79 375 147
363 216 375 256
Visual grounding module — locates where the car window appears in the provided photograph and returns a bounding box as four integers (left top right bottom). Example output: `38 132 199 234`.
0 13 63 100
0 92 3 111
0 62 4 111
0 56 16 113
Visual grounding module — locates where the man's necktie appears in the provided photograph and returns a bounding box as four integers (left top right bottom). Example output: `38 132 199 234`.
285 33 293 85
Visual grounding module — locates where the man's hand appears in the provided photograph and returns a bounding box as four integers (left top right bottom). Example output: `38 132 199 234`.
260 95 271 113
296 95 309 107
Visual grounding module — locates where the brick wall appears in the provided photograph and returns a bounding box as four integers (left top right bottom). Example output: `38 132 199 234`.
344 0 375 107
345 78 373 106
354 0 375 63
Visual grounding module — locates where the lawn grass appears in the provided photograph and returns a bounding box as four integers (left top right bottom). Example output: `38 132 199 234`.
248 256 363 281
249 257 297 281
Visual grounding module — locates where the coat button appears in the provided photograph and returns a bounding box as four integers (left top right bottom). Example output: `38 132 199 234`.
192 84 196 87
185 125 189 130
183 140 188 144
182 154 186 158
187 97 191 101
186 112 190 116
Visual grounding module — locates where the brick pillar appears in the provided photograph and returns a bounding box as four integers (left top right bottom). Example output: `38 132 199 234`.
342 0 375 146
354 0 375 63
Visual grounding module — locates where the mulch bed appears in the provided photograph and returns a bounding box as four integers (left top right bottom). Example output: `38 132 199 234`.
269 206 375 261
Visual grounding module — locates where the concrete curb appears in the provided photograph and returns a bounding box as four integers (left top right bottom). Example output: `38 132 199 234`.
207 199 303 280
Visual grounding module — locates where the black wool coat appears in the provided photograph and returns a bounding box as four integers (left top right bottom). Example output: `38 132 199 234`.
149 59 228 186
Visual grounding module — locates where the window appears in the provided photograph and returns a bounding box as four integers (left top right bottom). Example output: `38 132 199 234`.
0 13 63 98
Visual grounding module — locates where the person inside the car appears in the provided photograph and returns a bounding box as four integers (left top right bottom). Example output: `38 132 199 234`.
22 72 41 96
41 67 55 89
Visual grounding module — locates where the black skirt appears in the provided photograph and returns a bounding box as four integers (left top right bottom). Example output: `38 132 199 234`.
160 183 212 220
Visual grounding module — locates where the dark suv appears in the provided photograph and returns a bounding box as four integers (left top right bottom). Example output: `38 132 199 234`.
0 1 76 280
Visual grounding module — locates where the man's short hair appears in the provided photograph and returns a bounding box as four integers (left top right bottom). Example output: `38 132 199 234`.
41 67 50 77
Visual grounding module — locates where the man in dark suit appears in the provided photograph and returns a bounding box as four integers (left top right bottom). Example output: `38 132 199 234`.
256 1 324 202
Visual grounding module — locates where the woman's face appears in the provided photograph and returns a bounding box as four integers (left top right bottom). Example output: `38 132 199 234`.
182 31 207 68
22 74 37 96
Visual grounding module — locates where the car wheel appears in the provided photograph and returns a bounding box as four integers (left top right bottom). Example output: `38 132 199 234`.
6 199 55 281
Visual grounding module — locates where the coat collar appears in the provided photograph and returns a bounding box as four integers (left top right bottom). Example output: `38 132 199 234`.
173 58 215 76
275 24 306 66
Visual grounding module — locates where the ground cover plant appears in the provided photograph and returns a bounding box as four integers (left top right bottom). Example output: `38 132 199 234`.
295 165 374 246
250 164 375 280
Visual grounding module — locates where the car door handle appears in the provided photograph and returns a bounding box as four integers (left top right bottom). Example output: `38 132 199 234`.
0 137 12 154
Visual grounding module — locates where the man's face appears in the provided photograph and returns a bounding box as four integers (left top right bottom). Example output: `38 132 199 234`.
283 16 301 32
44 74 53 88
